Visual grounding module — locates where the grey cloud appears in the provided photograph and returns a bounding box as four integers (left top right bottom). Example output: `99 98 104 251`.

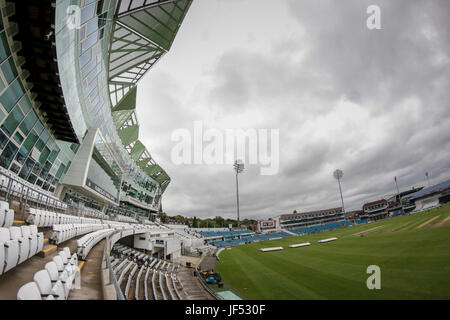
135 0 450 220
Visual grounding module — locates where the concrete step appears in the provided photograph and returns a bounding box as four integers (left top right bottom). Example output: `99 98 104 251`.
38 243 57 258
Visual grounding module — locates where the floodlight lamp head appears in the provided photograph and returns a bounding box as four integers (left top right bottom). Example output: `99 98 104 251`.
234 160 244 173
333 169 343 180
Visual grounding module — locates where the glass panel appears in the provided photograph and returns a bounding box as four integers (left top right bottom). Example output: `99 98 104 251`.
21 130 38 155
13 131 24 144
0 78 25 112
18 110 37 136
0 129 7 149
0 31 10 64
0 141 18 169
19 157 35 180
47 145 60 163
1 105 24 136
1 57 18 84
27 173 37 184
15 147 27 165
39 146 50 165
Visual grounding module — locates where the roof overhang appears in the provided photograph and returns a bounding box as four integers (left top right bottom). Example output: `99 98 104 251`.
10 0 78 143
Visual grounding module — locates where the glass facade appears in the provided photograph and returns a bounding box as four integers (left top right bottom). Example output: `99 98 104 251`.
0 0 191 215
0 7 75 193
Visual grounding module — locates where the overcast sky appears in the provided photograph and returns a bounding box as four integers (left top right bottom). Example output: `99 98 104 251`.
136 0 450 220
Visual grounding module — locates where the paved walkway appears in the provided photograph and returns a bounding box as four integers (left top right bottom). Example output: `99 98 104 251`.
69 240 105 300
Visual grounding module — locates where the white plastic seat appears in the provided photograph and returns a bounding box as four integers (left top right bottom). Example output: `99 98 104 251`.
29 225 38 235
45 261 60 283
35 210 44 227
36 232 44 253
40 211 49 227
27 208 40 226
59 251 77 276
0 200 8 211
51 280 66 300
20 225 31 237
10 226 29 265
59 269 72 298
20 225 39 259
63 247 78 267
33 269 54 297
3 209 14 228
2 228 19 273
52 255 65 274
17 282 42 300
0 237 4 275
27 233 38 258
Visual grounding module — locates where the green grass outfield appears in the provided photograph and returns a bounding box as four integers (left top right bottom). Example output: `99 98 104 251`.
215 204 450 299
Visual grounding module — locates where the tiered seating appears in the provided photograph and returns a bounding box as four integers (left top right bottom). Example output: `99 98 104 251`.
0 225 44 275
16 247 78 300
51 224 110 244
83 208 109 220
77 229 115 260
0 201 14 228
110 244 183 300
0 167 67 211
116 215 138 224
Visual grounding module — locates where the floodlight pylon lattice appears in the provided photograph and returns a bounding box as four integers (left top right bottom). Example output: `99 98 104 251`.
333 169 345 214
234 160 245 228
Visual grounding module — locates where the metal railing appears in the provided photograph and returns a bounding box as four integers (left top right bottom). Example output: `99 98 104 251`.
0 169 67 219
103 234 125 300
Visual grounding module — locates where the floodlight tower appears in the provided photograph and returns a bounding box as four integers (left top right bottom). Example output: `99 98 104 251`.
234 160 245 228
333 169 345 213
394 176 400 202
425 172 431 187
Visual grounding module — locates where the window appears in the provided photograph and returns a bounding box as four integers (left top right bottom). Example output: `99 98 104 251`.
47 145 60 163
0 129 7 149
21 130 38 155
27 173 37 184
0 78 24 112
1 105 24 136
55 163 66 179
32 161 42 175
10 162 20 174
0 31 10 64
13 131 24 144
1 57 18 84
18 111 37 136
39 146 50 165
0 140 18 168
15 148 27 165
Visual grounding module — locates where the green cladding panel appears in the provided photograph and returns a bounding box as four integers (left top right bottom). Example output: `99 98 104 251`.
118 124 139 145
112 85 137 111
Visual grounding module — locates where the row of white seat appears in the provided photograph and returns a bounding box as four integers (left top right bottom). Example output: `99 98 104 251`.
0 168 67 210
77 229 115 260
27 208 102 227
17 247 78 300
0 201 14 228
116 214 138 223
51 224 111 244
83 208 109 220
0 225 43 275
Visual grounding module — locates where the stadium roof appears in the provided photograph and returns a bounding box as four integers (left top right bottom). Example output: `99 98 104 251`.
405 178 450 201
281 207 342 219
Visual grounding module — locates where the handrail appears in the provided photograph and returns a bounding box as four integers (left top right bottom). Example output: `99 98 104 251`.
104 235 125 300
